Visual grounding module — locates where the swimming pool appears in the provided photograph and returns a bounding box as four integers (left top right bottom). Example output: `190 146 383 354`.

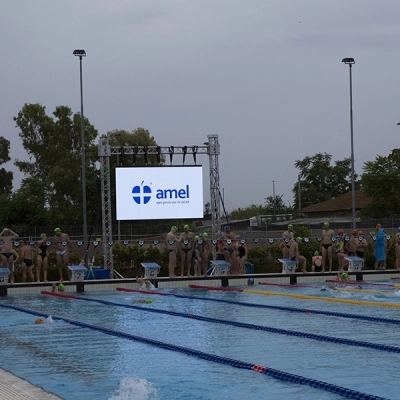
1 282 399 399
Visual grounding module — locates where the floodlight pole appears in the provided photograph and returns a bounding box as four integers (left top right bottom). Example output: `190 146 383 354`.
342 57 356 230
73 49 88 267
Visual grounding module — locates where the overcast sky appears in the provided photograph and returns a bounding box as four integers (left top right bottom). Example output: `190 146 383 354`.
1 0 399 212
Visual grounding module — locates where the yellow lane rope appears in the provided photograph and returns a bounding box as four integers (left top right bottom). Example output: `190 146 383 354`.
343 287 395 295
243 289 400 308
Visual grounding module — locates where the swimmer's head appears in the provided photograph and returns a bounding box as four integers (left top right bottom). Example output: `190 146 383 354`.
337 229 344 235
352 229 357 236
145 298 153 304
288 224 293 230
198 233 203 238
248 278 254 285
58 283 65 292
171 226 177 232
203 232 208 238
194 235 199 240
341 272 348 280
184 224 189 231
358 230 363 236
296 237 302 242
40 233 46 238
35 318 44 324
224 225 230 232
323 222 329 228
54 227 61 236
376 223 382 230
314 251 319 256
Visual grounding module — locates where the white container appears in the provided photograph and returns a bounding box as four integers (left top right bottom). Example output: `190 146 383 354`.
0 268 10 284
68 265 88 282
278 258 298 274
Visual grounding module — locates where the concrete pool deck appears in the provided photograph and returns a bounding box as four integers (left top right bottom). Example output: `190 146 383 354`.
0 369 63 400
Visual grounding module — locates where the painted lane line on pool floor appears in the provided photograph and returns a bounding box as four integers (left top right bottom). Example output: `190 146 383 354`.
41 291 400 355
189 284 400 308
117 287 400 326
0 303 387 400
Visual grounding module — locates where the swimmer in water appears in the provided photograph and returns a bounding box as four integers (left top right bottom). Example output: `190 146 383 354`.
137 278 156 290
133 298 153 304
34 316 53 324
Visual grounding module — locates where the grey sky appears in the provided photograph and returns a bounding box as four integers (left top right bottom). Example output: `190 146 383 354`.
1 1 399 212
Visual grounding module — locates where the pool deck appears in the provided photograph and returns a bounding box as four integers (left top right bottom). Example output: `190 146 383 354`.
1 269 400 295
0 369 63 400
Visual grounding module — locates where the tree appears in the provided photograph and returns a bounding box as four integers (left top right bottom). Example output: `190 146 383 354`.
360 149 400 218
292 152 359 210
13 103 99 225
0 136 13 194
264 195 287 215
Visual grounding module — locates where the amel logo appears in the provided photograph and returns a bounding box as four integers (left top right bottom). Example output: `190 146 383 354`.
132 181 151 204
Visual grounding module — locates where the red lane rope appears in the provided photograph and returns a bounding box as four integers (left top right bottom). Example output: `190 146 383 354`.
258 282 319 289
117 288 165 296
326 280 395 287
189 284 243 292
41 291 78 299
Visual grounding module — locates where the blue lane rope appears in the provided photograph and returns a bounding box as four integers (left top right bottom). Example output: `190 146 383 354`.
0 303 387 400
165 292 400 326
57 295 400 355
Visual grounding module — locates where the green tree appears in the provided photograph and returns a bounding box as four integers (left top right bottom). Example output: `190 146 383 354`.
293 152 358 210
13 103 99 225
264 195 287 215
0 136 13 194
230 204 266 220
360 149 400 218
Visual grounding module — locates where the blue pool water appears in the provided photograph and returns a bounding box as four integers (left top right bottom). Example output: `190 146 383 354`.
1 282 400 399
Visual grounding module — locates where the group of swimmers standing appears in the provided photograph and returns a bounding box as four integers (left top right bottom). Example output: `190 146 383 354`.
0 227 71 283
165 224 247 278
281 222 397 273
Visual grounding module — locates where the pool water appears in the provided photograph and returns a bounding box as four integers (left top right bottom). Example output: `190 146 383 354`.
1 282 399 399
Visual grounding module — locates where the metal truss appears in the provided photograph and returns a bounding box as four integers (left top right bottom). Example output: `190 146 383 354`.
98 134 221 275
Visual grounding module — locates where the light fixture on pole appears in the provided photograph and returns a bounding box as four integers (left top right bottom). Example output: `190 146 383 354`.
342 57 356 230
73 49 88 267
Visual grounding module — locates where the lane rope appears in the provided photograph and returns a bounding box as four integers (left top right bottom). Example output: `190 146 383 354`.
0 303 386 400
116 288 400 326
40 291 400 355
189 284 400 308
327 280 400 288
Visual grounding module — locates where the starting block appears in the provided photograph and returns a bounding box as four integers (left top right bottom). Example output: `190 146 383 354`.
141 262 161 278
344 256 364 272
68 265 88 282
0 268 10 284
209 260 230 276
278 258 298 274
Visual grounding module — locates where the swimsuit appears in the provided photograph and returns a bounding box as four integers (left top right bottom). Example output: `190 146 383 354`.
167 249 175 253
2 253 13 259
238 246 246 258
183 248 192 254
39 243 49 258
356 251 364 258
23 259 32 267
224 248 234 254
56 251 67 256
322 244 332 249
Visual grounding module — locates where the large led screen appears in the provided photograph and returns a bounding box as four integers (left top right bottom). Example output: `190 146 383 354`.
116 166 204 220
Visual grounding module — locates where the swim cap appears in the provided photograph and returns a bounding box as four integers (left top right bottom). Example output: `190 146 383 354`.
54 228 61 233
35 318 43 324
198 233 203 238
323 222 329 227
224 225 230 230
314 251 319 256
288 224 293 229
341 272 348 279
194 235 199 239
296 237 302 242
357 285 362 289
145 298 153 304
184 224 189 230
171 226 177 232
40 233 46 238
203 232 208 238
248 278 254 285
58 283 65 291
